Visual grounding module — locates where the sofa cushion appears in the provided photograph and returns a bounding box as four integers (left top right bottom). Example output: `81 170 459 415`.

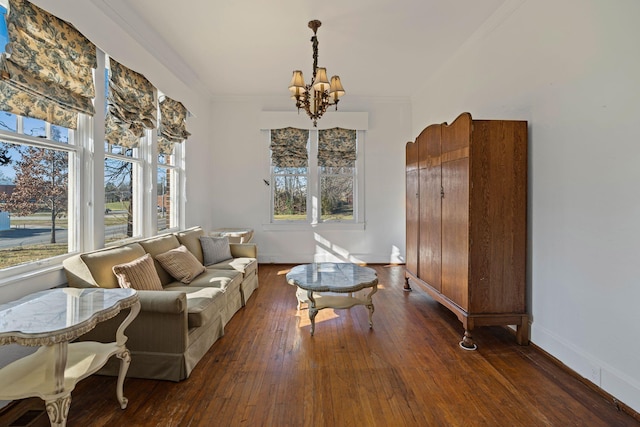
112 253 163 290
161 285 226 328
187 268 243 291
200 236 232 266
156 245 206 284
175 227 205 264
208 257 257 277
139 234 181 286
81 243 147 289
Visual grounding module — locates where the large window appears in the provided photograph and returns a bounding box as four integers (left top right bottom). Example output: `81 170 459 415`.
0 113 75 270
270 127 360 224
0 1 189 279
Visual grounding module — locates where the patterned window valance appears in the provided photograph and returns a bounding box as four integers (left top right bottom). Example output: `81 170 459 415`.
0 0 97 129
105 58 157 149
270 127 309 168
158 97 190 155
318 128 357 168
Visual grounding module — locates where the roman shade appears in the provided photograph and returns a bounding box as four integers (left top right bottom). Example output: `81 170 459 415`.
0 0 96 129
158 96 191 155
270 127 309 168
105 58 157 148
318 128 356 168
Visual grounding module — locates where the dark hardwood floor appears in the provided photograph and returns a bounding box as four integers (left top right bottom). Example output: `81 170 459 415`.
2 264 638 427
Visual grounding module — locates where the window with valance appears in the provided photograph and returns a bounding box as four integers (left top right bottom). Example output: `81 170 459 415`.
0 0 191 274
268 126 359 223
270 127 309 220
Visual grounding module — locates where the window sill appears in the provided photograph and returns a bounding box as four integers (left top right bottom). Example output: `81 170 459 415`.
262 222 365 232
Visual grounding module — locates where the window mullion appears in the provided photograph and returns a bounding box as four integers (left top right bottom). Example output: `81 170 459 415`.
91 48 107 249
309 130 318 224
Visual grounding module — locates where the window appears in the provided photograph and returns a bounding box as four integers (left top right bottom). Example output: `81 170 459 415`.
269 127 361 225
270 128 309 221
0 114 76 270
104 146 139 243
157 145 182 232
318 128 356 221
0 2 189 280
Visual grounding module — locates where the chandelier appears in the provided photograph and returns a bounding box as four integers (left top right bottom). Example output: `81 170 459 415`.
289 20 345 127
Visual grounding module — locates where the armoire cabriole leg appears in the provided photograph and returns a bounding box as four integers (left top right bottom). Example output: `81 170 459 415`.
459 331 478 351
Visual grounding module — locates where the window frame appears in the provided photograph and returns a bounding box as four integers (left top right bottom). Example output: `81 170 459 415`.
265 128 365 231
0 117 80 280
0 43 188 284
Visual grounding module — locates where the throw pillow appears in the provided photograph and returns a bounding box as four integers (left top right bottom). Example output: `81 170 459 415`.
200 235 232 266
155 245 206 284
112 253 163 290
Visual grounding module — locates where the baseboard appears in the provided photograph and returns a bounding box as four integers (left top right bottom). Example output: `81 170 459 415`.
531 324 640 421
258 253 401 264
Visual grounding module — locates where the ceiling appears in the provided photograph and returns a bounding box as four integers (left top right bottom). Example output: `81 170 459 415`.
94 0 507 99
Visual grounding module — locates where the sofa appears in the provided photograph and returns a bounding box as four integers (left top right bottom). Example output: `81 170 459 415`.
62 226 258 381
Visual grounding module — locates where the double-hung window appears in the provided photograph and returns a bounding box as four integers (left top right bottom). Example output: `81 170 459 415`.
269 127 361 225
0 0 190 280
0 113 76 271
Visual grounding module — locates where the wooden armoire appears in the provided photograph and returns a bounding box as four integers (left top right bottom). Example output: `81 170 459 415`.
405 112 529 349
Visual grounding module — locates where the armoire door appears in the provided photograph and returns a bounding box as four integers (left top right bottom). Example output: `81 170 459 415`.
417 125 442 292
405 141 419 277
440 113 471 311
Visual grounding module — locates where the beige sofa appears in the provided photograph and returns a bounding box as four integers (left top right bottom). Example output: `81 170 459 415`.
62 226 258 381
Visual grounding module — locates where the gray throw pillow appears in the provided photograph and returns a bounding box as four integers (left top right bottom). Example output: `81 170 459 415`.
200 236 232 266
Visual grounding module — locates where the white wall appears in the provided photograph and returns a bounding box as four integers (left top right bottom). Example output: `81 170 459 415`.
207 95 412 264
411 0 640 412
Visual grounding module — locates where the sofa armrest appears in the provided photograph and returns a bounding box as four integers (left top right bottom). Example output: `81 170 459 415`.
230 243 257 258
138 290 186 314
75 290 189 354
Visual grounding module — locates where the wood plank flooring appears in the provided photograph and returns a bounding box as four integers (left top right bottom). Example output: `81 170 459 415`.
2 264 638 427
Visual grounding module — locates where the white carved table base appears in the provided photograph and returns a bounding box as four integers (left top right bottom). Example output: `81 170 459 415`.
286 263 379 336
0 288 140 427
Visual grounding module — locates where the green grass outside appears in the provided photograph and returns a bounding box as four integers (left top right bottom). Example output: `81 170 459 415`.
0 243 68 269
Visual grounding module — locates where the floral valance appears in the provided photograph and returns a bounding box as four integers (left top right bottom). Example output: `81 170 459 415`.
105 58 157 148
0 0 97 129
158 96 190 155
318 128 356 168
270 127 308 168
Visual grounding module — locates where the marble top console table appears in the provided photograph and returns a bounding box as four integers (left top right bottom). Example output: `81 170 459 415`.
210 228 254 243
0 288 140 427
286 263 378 336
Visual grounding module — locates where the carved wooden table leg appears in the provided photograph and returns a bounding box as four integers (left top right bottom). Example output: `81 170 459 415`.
365 284 378 328
307 291 318 336
114 301 140 409
45 394 72 427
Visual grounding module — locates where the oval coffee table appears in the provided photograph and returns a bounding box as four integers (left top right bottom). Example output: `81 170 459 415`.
286 263 378 335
